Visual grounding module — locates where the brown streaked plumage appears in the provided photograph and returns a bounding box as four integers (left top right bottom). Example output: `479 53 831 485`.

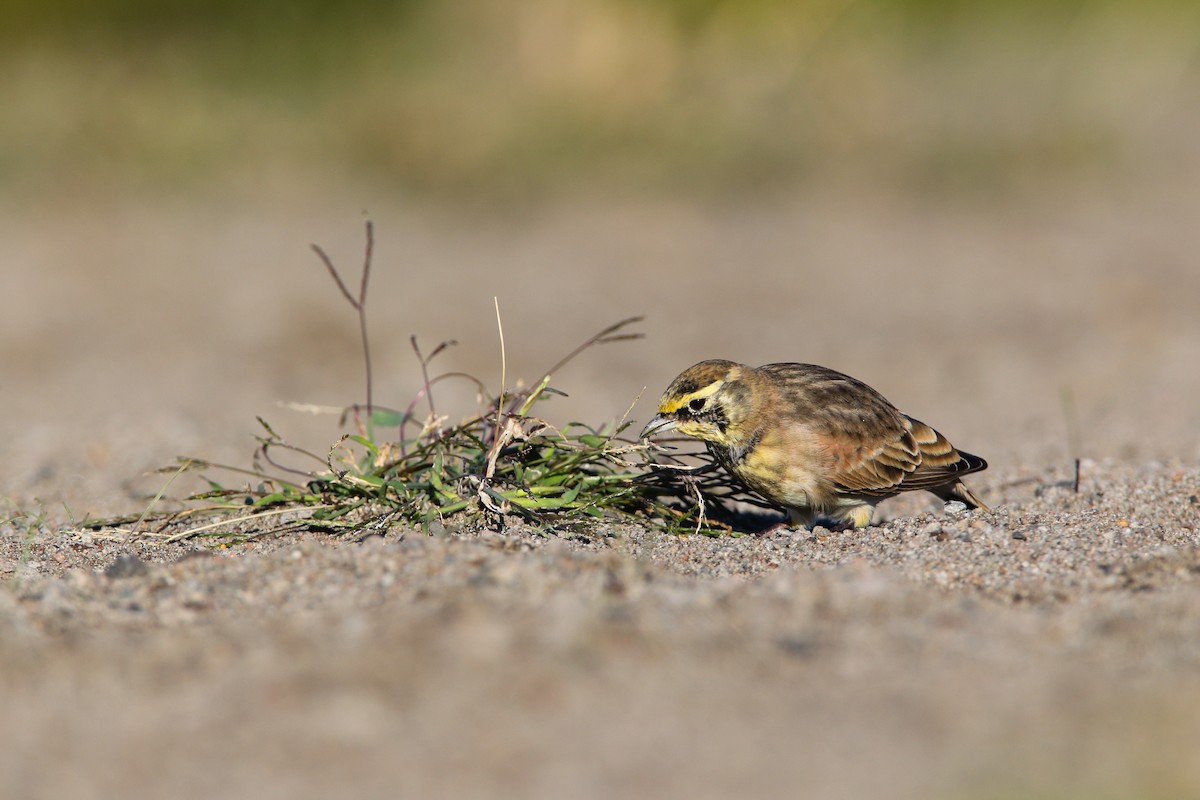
641 360 989 530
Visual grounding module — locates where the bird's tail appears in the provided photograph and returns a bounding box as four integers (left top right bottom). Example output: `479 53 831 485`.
935 480 992 513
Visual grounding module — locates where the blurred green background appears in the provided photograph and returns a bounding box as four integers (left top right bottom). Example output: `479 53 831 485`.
5 0 1198 203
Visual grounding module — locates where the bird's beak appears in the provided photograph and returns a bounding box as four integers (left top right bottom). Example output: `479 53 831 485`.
640 414 677 440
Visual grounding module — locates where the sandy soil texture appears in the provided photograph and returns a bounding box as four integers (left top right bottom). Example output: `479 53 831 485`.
3 173 1200 797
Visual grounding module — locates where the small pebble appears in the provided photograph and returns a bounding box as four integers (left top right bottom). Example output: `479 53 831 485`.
943 501 970 518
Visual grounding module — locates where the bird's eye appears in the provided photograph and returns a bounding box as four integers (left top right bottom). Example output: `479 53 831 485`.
688 398 706 414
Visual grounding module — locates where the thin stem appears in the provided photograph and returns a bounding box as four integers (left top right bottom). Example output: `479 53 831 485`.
311 220 376 414
541 316 644 385
310 244 357 308
493 296 507 439
359 221 374 413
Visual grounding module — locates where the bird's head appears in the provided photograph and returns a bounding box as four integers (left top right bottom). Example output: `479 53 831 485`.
640 359 753 447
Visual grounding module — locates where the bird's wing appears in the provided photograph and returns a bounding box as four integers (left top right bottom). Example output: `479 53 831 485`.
820 416 984 498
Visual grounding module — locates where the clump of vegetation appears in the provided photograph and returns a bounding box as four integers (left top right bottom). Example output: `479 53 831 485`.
97 223 767 543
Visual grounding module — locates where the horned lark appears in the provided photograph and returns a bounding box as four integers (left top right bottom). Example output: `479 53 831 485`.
641 360 989 529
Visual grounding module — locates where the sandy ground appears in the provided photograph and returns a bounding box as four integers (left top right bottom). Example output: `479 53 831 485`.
3 168 1200 797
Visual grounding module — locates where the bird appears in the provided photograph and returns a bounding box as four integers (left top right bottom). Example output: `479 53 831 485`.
640 359 989 530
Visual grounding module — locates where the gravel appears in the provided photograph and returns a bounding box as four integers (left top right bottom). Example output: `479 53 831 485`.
2 458 1199 799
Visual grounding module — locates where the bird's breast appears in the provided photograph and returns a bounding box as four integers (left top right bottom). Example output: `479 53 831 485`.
718 425 827 510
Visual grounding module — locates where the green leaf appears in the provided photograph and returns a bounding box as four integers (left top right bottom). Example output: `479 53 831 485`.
345 434 380 458
370 408 407 428
353 473 385 487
